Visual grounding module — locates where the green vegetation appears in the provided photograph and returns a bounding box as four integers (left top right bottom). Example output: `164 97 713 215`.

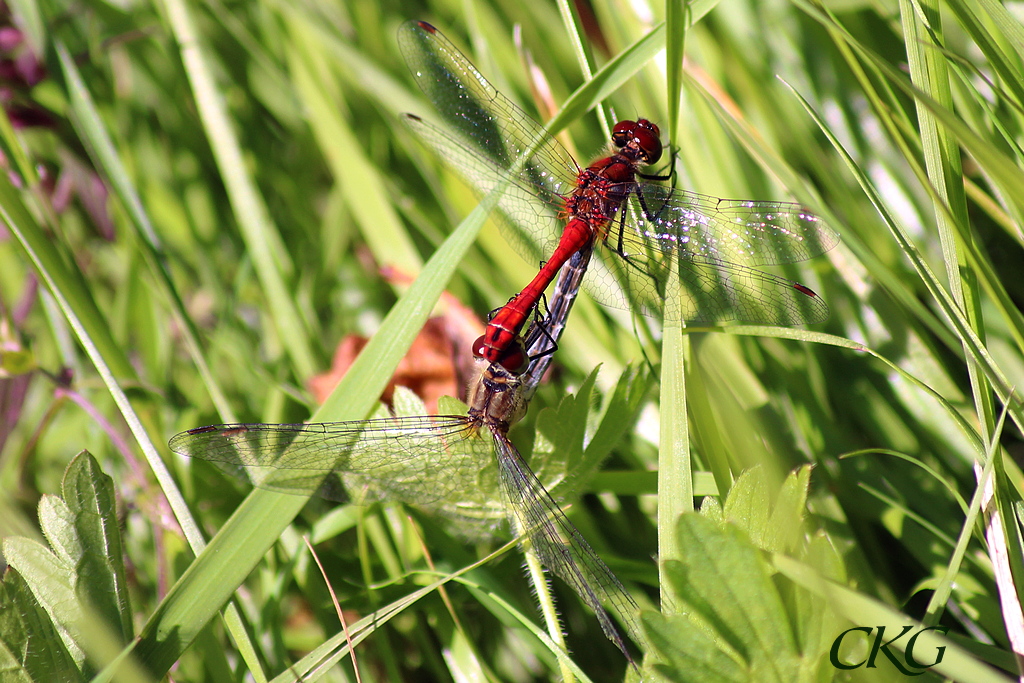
1 0 1021 681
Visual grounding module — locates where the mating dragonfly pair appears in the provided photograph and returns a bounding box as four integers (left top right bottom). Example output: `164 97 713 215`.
170 20 838 669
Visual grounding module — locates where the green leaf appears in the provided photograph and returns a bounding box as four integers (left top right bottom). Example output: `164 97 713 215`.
586 363 653 464
59 452 133 643
765 467 810 555
2 536 84 667
3 454 154 683
721 466 772 549
532 366 596 481
665 515 799 679
0 567 81 683
642 608 746 683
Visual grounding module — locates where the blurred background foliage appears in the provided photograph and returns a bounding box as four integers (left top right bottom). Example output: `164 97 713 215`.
0 0 1022 680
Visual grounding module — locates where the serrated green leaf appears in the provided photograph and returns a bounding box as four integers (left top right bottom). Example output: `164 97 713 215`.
665 515 800 681
62 452 133 644
2 537 83 667
643 609 746 683
765 466 810 555
586 363 652 464
533 366 596 478
721 466 772 549
0 567 81 683
37 494 80 570
699 495 724 522
390 385 429 418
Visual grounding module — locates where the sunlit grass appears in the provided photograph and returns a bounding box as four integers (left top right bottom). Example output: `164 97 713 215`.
1 0 1022 681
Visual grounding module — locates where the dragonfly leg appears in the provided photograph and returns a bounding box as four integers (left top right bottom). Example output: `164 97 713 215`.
637 145 676 182
522 292 560 361
484 291 521 322
606 197 663 291
523 317 559 363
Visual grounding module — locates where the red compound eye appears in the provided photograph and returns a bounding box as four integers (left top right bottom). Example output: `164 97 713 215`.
497 343 529 374
611 120 637 148
636 118 661 138
610 119 663 164
471 335 488 359
632 120 662 164
472 336 529 373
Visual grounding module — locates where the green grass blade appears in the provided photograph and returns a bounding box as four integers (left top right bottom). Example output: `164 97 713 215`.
55 44 237 424
160 0 318 379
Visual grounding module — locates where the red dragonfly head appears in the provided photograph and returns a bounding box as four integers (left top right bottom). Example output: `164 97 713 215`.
611 119 663 165
472 334 530 374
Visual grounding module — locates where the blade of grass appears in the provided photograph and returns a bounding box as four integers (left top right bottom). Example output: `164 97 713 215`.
780 79 1024 434
55 45 236 424
923 403 1009 625
658 257 694 610
794 0 1024 207
900 0 994 452
160 0 317 380
803 5 1024 354
664 0 690 143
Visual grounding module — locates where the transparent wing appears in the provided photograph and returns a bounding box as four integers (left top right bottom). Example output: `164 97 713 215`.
590 250 830 325
168 417 497 511
403 113 567 267
399 21 587 266
570 186 835 325
399 20 837 327
399 21 579 193
489 428 642 663
619 185 839 266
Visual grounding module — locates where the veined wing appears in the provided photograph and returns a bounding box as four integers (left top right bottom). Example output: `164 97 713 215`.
399 20 581 266
403 112 569 268
398 21 580 192
588 249 830 326
619 185 839 267
169 417 494 508
489 427 643 663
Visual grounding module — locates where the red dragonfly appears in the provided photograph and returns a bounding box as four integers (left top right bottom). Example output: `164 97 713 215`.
399 21 839 371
